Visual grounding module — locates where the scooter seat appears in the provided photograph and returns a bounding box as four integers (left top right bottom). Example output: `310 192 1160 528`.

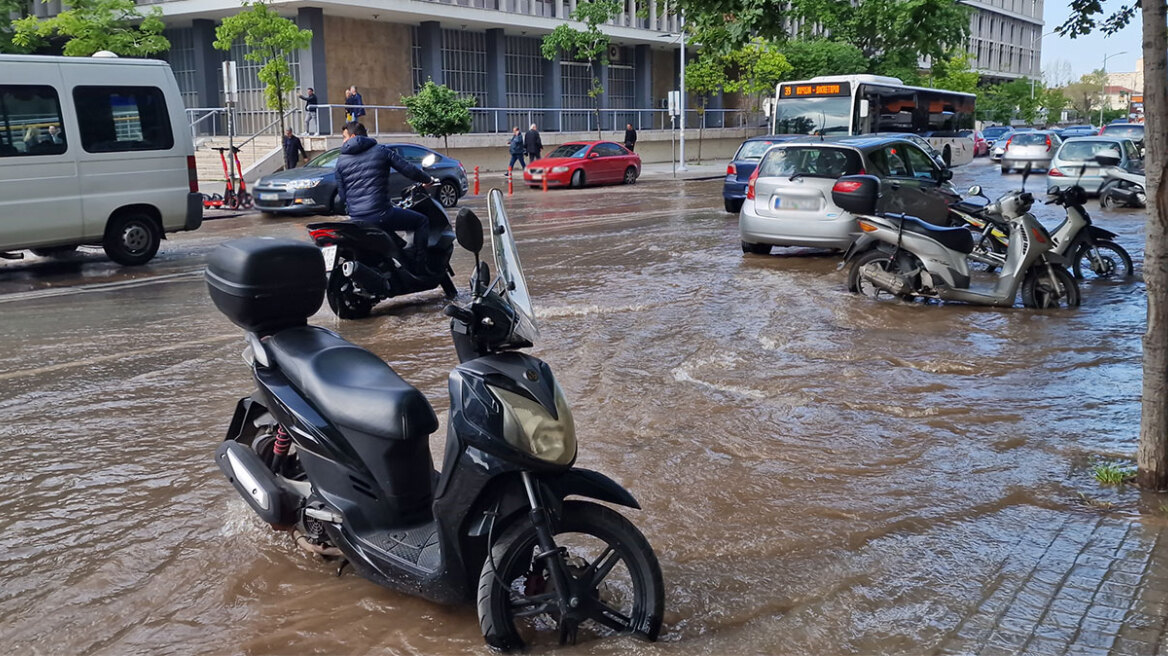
899 215 975 254
265 326 438 440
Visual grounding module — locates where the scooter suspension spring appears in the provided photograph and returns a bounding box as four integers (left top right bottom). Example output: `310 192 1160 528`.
273 427 291 457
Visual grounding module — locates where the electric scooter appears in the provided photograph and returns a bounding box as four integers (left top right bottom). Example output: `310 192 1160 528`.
204 188 664 651
203 146 254 210
841 166 1080 309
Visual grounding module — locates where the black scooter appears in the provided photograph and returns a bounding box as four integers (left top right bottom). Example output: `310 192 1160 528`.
307 180 457 319
205 188 664 651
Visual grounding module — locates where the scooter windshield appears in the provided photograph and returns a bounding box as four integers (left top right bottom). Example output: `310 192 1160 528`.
486 189 539 344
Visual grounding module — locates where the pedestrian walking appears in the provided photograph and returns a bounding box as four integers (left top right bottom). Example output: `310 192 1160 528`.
298 87 318 135
507 127 526 174
346 85 365 124
524 123 542 162
624 123 637 152
283 128 307 170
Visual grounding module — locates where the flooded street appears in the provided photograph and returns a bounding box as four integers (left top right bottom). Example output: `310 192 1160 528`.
0 158 1158 655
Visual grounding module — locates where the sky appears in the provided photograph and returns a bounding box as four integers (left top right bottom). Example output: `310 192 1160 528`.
1040 1 1142 82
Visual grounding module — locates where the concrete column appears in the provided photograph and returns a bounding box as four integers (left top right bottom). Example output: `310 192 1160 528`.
296 8 329 134
595 61 609 132
191 19 222 135
553 0 561 19
543 55 563 132
634 45 652 130
419 21 444 86
649 0 657 30
486 29 508 132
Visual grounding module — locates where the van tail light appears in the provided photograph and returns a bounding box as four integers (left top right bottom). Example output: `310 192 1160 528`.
187 155 198 193
746 167 760 200
1049 167 1065 177
727 163 737 176
833 180 864 193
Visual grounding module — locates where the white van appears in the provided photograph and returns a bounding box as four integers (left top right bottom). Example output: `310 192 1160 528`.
0 54 201 266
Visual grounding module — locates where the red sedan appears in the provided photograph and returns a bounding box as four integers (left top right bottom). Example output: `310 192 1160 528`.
962 129 989 157
524 141 641 188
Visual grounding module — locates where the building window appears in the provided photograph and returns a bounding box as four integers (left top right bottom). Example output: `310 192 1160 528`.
609 49 636 130
73 86 174 153
411 26 423 92
226 38 301 134
162 27 198 108
506 36 545 130
441 28 489 129
0 85 66 157
561 61 593 131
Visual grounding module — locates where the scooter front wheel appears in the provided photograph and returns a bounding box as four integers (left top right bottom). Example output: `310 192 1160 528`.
477 500 664 652
1021 265 1080 309
1072 240 1133 281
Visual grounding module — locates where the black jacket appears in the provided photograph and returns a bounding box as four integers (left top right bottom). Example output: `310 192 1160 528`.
283 134 305 161
299 92 318 109
624 128 637 145
336 136 429 220
524 129 542 156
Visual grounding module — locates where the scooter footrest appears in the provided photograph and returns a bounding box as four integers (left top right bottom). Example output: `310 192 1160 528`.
360 522 441 572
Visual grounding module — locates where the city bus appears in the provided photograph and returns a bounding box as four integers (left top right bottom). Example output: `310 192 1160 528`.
771 74 976 167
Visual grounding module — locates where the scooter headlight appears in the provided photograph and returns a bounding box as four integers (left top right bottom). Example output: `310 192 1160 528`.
487 383 576 466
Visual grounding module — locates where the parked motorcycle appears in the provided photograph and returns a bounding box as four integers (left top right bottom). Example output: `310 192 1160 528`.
841 170 1080 308
1098 156 1147 209
307 174 458 319
204 188 664 651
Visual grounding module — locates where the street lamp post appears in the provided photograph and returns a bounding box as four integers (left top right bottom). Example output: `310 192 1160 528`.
677 11 687 172
1030 29 1057 99
1101 51 1128 127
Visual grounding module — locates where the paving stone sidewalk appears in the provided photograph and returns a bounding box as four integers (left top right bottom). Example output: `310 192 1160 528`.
937 512 1168 656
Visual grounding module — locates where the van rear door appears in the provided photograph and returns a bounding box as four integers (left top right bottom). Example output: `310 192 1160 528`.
0 64 83 250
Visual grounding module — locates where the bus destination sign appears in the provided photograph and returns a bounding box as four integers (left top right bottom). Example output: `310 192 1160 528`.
781 82 851 98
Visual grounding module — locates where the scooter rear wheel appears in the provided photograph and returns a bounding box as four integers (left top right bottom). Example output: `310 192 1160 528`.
326 269 375 319
477 500 664 652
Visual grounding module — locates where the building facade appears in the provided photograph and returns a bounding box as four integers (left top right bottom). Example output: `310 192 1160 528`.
962 0 1045 83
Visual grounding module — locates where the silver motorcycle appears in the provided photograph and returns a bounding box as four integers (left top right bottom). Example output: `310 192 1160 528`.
840 172 1080 308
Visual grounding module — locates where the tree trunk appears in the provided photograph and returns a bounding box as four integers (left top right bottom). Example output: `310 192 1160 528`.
273 54 286 137
1138 0 1168 490
697 100 705 165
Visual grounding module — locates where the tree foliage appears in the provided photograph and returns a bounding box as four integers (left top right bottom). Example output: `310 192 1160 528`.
926 53 980 94
0 0 33 54
541 0 620 138
213 1 312 136
685 54 727 164
1063 70 1108 119
12 0 169 56
780 39 869 81
401 80 476 150
723 38 793 110
980 79 1039 125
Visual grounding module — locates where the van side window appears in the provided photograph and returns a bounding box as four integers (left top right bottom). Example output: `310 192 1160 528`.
72 86 174 153
0 85 67 157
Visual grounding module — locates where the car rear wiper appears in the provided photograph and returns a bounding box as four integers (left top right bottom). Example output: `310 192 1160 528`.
789 172 804 181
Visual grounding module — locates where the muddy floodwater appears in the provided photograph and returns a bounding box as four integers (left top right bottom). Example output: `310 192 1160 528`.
0 159 1156 655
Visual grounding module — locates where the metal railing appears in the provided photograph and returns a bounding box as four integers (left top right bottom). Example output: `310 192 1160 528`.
188 103 766 139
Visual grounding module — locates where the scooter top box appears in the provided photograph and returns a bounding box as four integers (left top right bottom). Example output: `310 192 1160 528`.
831 175 882 216
206 237 326 334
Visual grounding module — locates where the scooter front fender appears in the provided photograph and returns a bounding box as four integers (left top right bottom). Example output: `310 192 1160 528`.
542 468 641 510
1087 225 1119 241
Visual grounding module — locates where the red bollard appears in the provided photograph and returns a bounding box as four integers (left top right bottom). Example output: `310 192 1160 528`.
508 172 514 196
473 166 480 195
542 174 548 193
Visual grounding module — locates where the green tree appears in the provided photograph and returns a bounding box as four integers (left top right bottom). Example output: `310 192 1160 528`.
927 53 980 94
1063 71 1107 121
685 54 728 164
724 37 793 111
780 39 869 81
1059 0 1166 490
0 0 34 54
1038 87 1069 123
12 0 169 56
213 0 312 137
981 79 1040 125
401 80 476 150
541 0 621 139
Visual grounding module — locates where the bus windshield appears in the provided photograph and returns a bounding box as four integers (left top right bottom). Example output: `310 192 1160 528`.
773 96 851 135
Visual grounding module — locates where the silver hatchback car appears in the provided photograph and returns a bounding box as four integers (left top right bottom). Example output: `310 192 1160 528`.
1000 130 1062 173
1046 136 1143 194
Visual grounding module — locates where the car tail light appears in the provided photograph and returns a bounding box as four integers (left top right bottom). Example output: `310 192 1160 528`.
727 163 737 176
746 167 760 200
187 155 198 193
1004 136 1013 151
1045 135 1052 152
1049 167 1065 177
833 180 864 193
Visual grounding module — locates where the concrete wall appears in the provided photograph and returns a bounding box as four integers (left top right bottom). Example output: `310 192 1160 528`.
323 17 413 133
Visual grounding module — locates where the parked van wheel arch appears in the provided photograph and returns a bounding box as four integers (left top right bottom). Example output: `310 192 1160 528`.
103 206 162 266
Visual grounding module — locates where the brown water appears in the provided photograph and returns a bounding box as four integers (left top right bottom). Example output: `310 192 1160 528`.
0 160 1154 655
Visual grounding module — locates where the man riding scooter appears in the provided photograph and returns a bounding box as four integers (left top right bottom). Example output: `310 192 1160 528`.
336 121 438 269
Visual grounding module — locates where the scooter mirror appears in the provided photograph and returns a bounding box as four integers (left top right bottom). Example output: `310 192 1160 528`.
455 208 484 255
421 153 439 168
1048 185 1060 195
968 185 982 196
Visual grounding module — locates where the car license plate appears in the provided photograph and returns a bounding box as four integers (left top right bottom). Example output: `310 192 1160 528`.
773 196 815 211
259 193 279 201
322 245 337 272
530 173 543 180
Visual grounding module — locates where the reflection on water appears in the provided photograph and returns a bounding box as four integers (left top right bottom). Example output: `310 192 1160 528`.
0 162 1154 654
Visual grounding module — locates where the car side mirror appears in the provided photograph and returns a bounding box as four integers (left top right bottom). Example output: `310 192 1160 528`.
421 153 439 168
455 208 483 255
588 152 599 159
859 99 870 119
938 168 953 182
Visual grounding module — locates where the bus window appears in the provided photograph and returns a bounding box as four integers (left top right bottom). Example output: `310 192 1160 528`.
871 88 916 133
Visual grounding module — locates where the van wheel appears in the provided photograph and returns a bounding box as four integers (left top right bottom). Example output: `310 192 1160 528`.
103 213 161 266
31 245 77 257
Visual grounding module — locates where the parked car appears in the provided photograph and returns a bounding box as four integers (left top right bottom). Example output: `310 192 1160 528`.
723 135 796 213
1047 136 1143 194
0 54 202 266
524 141 641 188
959 129 989 157
739 135 957 254
871 132 950 170
253 143 468 215
1100 122 1145 147
1000 130 1062 173
982 126 1014 161
1058 125 1098 139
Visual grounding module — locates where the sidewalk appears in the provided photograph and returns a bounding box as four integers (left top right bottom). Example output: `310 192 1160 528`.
637 161 727 181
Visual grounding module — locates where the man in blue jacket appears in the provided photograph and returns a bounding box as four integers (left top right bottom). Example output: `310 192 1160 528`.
336 121 436 269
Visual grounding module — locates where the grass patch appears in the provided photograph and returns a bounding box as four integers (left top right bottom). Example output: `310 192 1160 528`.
1093 461 1136 486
